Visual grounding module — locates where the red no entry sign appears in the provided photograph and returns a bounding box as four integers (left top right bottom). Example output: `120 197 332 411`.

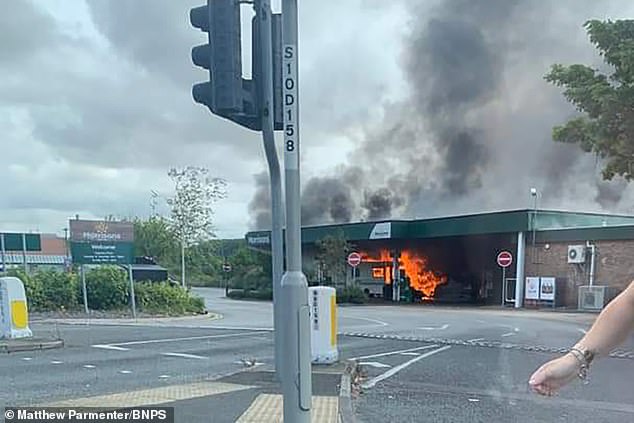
497 251 513 268
347 252 362 267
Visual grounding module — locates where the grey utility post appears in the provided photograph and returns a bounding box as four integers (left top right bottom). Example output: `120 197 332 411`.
1 234 6 275
281 0 312 421
257 0 285 380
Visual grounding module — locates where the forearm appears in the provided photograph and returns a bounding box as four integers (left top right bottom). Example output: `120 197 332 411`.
574 281 634 357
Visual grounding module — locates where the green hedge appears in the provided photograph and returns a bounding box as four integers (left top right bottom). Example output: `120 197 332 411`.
84 266 129 310
11 269 80 311
134 282 205 315
337 286 367 304
5 267 204 315
227 289 273 301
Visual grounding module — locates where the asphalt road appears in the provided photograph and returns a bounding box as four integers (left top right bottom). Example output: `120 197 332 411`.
1 287 632 423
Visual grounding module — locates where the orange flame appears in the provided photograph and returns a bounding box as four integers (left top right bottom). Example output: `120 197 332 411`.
399 250 447 298
360 249 447 297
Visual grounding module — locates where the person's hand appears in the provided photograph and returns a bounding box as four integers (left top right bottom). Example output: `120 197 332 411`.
529 353 581 396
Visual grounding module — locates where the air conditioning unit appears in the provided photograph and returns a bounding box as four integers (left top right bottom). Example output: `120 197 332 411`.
578 285 606 311
567 245 587 264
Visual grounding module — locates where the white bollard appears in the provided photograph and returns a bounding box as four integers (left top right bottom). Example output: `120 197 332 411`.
0 277 33 339
309 286 338 364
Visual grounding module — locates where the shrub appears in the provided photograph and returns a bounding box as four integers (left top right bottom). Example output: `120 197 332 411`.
337 286 367 304
226 288 272 301
134 282 205 315
84 266 129 310
6 269 46 311
32 269 79 310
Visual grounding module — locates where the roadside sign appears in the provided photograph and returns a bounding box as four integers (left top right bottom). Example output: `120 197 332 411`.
347 252 362 268
222 263 232 272
497 251 513 268
69 220 134 265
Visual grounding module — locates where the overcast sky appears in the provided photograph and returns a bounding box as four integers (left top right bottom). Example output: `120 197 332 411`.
1 0 633 238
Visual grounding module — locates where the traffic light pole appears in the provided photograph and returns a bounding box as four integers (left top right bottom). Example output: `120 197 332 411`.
281 0 312 421
257 0 284 380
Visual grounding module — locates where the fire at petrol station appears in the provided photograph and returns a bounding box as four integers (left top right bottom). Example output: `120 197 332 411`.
247 209 634 309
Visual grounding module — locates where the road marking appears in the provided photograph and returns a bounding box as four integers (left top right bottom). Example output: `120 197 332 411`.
22 357 33 361
514 327 520 332
468 398 480 402
119 370 132 374
352 344 439 360
162 352 208 360
578 328 588 335
110 332 263 347
83 365 96 369
50 360 63 365
343 316 389 327
501 332 515 337
158 375 171 379
208 325 273 331
418 324 449 331
361 346 452 389
92 344 131 351
399 352 421 356
467 338 485 342
359 361 391 368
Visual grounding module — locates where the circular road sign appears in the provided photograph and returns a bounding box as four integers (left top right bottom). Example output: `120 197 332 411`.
497 251 513 268
347 252 362 268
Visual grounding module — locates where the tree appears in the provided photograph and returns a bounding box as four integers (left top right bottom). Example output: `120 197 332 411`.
316 231 353 287
166 166 227 286
546 20 634 180
227 245 271 291
133 216 179 265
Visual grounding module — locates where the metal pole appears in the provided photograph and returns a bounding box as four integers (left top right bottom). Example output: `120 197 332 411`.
501 266 506 307
181 239 186 288
22 233 28 273
515 232 526 309
1 233 6 275
281 0 312 420
258 0 284 380
81 265 89 314
129 265 137 319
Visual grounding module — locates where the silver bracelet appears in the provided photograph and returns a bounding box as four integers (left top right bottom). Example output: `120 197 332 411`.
569 348 590 383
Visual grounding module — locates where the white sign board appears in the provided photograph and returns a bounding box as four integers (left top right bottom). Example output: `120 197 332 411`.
525 277 540 300
369 222 392 240
283 44 299 170
539 277 556 301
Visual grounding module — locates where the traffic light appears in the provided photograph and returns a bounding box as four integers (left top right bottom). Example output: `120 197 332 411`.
190 0 282 131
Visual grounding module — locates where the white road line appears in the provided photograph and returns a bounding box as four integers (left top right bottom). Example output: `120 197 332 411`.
578 328 588 335
342 316 389 327
501 332 515 337
208 325 273 331
158 374 171 379
399 352 421 356
514 328 520 332
418 324 449 331
467 338 485 342
361 346 451 389
92 344 131 351
119 370 133 374
22 357 33 361
50 360 63 365
83 365 96 369
352 344 439 360
111 332 262 347
359 361 391 369
161 352 208 360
